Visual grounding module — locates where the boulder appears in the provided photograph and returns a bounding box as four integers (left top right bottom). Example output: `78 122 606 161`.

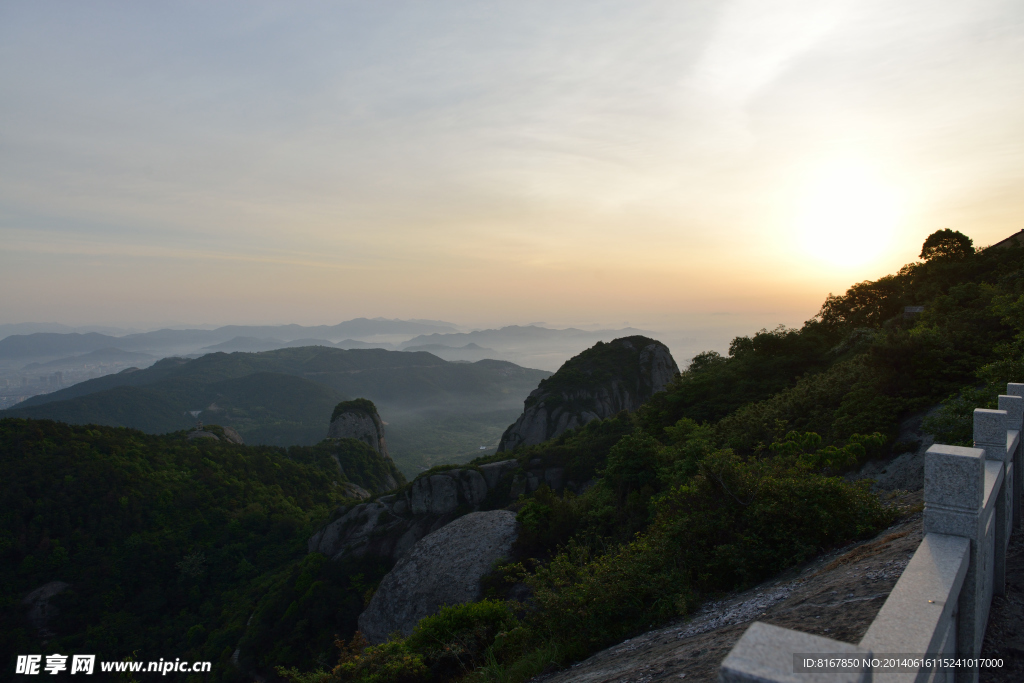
220 426 245 444
357 510 519 643
308 465 506 562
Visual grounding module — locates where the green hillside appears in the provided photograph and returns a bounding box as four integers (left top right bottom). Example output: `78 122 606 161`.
13 349 548 411
0 419 402 681
525 335 668 405
3 349 551 475
2 373 344 446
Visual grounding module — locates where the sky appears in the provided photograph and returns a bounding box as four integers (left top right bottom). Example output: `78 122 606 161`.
2 0 1023 337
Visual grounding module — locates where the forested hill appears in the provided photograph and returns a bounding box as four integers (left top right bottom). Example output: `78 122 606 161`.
1 348 551 470
10 347 546 411
640 229 1024 449
0 419 402 679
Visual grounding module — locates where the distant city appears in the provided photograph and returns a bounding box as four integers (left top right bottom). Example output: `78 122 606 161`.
0 363 145 409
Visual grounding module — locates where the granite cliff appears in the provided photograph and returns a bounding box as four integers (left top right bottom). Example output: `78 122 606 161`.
308 458 533 562
497 335 678 452
328 399 402 492
357 510 519 643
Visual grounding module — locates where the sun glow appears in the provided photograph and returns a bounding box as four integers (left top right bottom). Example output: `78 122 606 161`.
796 160 903 268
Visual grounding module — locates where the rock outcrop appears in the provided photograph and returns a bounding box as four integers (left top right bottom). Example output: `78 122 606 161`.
338 481 372 500
308 459 522 561
23 581 70 639
357 510 519 643
328 399 400 491
497 336 678 452
185 424 245 444
328 398 391 459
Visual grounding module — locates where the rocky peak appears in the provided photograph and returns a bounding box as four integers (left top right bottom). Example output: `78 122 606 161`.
497 336 678 452
327 398 391 461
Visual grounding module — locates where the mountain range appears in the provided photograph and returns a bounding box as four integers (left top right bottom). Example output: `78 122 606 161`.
1 346 551 473
0 318 459 361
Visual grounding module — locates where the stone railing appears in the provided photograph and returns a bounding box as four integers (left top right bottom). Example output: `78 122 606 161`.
718 383 1024 683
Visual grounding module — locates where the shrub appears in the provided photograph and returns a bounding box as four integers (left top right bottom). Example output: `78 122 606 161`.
406 600 520 677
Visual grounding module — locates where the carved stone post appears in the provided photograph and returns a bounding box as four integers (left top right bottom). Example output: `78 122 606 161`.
974 409 1008 598
923 444 987 683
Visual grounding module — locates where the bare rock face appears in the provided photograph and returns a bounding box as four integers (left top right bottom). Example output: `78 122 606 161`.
357 510 519 643
220 426 245 444
185 424 245 444
339 481 372 500
498 336 678 452
328 399 400 491
328 404 390 460
308 460 520 562
187 430 219 441
23 581 70 639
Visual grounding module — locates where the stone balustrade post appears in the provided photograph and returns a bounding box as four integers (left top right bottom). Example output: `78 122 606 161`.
997 395 1021 538
923 444 987 683
974 409 1008 598
1005 383 1024 529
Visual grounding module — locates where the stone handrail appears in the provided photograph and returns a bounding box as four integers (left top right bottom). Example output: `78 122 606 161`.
718 383 1024 683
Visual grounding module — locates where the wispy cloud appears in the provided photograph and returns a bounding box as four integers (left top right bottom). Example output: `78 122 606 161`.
1 0 1023 326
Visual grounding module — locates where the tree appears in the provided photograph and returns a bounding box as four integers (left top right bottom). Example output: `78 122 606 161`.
920 229 974 262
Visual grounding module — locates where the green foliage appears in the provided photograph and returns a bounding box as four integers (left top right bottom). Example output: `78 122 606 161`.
237 552 394 674
331 399 381 424
328 438 406 491
527 337 668 409
405 600 520 678
475 412 635 490
334 638 428 683
767 431 885 474
643 235 1024 458
921 386 1000 446
920 229 974 262
279 601 520 683
601 430 664 495
639 325 834 433
0 418 357 680
523 534 689 660
522 441 896 660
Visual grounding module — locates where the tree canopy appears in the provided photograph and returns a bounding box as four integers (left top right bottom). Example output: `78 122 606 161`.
920 228 974 262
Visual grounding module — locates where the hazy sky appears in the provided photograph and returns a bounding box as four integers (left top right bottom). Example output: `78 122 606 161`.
2 0 1023 332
